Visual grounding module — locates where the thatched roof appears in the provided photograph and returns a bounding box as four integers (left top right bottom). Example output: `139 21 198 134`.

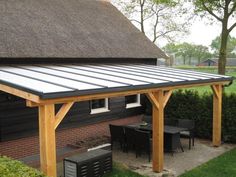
0 0 168 59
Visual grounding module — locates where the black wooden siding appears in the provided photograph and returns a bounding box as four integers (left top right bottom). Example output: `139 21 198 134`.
0 92 145 142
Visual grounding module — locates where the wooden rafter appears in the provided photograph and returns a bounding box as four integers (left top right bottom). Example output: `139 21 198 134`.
0 83 40 102
54 102 74 129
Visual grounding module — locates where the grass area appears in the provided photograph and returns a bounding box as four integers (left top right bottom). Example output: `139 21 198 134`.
103 163 147 177
179 148 236 177
0 156 46 177
175 66 236 95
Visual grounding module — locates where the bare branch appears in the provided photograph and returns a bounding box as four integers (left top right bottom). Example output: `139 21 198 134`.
144 13 155 21
130 19 141 24
228 22 236 32
201 1 223 22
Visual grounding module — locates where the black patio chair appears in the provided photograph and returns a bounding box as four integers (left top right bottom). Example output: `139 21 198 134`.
109 124 125 151
123 126 137 153
164 118 178 126
177 119 195 149
134 129 152 162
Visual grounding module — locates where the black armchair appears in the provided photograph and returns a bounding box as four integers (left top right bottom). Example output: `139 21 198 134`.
177 119 195 149
134 129 152 162
123 127 137 153
165 118 178 126
109 124 125 150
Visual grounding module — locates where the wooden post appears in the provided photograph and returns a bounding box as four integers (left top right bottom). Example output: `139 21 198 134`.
152 90 164 172
211 85 222 147
39 104 57 177
146 90 172 172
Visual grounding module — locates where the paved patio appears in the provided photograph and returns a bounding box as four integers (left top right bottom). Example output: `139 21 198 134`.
112 138 235 177
56 138 235 177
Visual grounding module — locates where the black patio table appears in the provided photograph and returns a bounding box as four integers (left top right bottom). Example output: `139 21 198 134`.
125 123 188 153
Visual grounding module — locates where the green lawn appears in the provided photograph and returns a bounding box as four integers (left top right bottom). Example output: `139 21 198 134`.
103 163 147 177
175 66 236 95
179 148 236 177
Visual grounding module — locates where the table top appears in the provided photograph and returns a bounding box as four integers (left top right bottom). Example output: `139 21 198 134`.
125 123 188 134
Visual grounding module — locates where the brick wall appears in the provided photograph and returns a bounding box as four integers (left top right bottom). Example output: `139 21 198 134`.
0 115 142 159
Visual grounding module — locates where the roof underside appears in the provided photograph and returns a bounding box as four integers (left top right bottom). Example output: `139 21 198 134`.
0 64 232 99
0 0 168 59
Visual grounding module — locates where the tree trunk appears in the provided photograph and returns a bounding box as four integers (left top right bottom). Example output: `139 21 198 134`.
140 0 145 33
198 56 201 65
218 18 229 75
183 56 186 65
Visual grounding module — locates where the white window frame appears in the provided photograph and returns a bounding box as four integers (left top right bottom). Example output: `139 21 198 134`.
90 98 110 114
126 94 141 109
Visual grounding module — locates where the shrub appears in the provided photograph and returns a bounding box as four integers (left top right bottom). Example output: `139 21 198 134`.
0 156 47 177
144 90 236 143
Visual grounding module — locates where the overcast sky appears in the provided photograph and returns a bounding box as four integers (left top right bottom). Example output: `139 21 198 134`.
112 1 236 48
184 19 236 47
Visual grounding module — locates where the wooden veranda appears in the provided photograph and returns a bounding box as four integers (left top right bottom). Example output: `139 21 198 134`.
0 64 232 177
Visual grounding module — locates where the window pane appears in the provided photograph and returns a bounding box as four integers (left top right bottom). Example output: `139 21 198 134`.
91 99 106 109
126 95 138 104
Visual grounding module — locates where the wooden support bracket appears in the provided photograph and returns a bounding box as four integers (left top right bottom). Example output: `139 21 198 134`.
211 85 220 98
54 102 74 129
163 90 172 107
146 92 160 109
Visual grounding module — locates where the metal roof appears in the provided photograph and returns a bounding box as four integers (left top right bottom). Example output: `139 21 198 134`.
0 64 232 99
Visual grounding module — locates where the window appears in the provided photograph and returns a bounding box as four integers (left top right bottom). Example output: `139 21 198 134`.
90 98 109 114
125 94 141 108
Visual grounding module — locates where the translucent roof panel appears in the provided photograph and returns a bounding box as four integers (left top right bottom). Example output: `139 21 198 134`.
0 64 233 99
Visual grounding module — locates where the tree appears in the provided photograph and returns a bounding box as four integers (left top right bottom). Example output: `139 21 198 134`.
211 35 236 58
195 45 212 65
112 0 192 45
164 42 212 65
194 0 236 74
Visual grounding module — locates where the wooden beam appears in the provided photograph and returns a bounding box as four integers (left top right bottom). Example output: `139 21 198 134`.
152 90 164 172
26 81 230 106
39 104 57 177
211 84 223 147
0 83 40 102
54 102 74 129
163 90 172 107
146 92 160 109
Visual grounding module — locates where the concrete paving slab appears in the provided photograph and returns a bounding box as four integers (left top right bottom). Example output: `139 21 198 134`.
112 139 236 177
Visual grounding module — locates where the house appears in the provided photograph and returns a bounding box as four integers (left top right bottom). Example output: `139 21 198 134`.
198 58 236 66
0 0 168 159
0 0 232 176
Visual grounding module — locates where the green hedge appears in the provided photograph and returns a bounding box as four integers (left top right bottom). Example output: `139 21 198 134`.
144 90 236 143
0 156 47 177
